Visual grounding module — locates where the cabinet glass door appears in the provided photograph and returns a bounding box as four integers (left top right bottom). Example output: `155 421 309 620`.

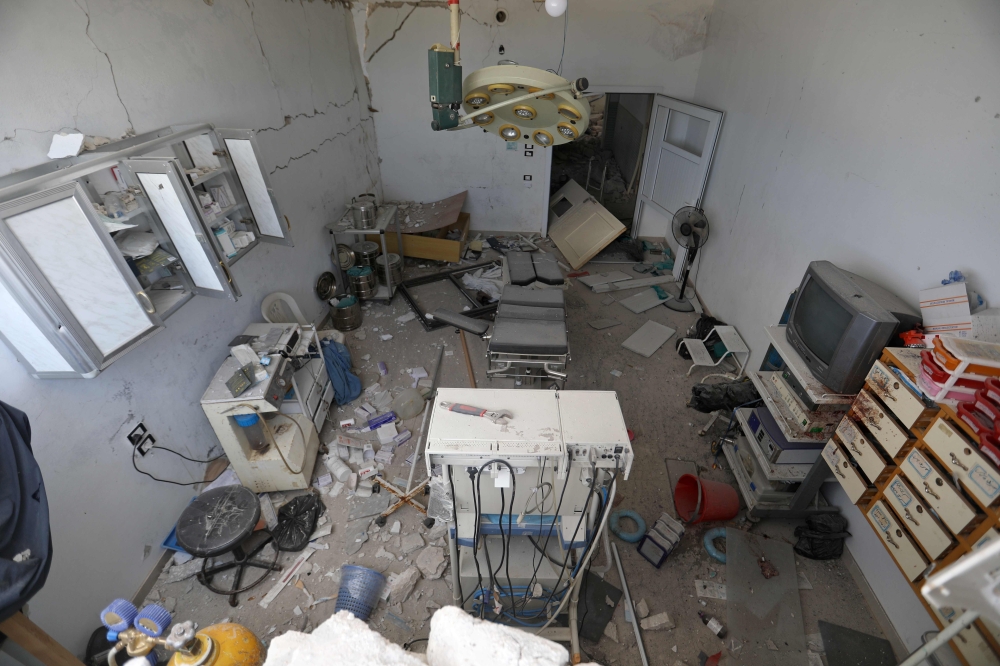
214 129 293 247
122 159 238 301
0 182 163 370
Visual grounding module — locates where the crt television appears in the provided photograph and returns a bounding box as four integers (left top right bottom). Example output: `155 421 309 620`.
785 261 921 394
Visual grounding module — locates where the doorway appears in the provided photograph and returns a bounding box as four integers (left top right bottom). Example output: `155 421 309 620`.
548 93 655 230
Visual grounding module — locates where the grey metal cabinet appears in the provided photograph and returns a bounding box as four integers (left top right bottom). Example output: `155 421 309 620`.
0 182 164 378
0 124 290 378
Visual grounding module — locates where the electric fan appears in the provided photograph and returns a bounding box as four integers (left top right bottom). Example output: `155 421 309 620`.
665 206 710 312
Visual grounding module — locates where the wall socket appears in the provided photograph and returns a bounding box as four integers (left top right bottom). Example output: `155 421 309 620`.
128 423 156 456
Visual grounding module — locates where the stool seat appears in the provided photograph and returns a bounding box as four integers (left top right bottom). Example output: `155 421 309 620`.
175 486 261 558
174 485 279 607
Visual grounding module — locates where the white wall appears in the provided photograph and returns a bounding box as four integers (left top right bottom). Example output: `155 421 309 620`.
0 0 379 653
689 0 1000 651
351 0 712 232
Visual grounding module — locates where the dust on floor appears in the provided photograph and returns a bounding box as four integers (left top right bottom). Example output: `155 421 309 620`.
143 239 882 665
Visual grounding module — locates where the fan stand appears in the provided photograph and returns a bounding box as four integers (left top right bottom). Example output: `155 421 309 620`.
664 245 698 312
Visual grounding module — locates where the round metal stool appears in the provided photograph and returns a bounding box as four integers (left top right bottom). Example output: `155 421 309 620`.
175 486 281 607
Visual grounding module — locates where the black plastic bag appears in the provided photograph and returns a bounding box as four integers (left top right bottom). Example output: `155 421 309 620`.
687 380 760 414
793 513 851 560
272 494 326 552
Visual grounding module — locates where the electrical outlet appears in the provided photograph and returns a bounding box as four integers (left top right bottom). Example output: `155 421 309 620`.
127 423 147 447
138 434 156 457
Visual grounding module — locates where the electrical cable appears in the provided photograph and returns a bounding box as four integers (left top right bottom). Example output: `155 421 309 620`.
519 451 572 613
233 403 305 475
447 464 464 604
526 536 564 567
475 459 517 618
533 460 598 615
131 445 226 487
535 457 619 635
555 3 569 76
145 446 225 464
467 467 486 616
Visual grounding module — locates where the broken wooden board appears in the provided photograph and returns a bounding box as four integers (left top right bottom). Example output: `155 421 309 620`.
621 321 676 357
619 288 671 314
578 271 632 288
368 212 470 263
592 274 674 294
548 198 626 270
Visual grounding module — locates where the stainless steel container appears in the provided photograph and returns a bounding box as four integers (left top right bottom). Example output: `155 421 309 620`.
348 194 377 229
347 266 378 300
351 240 381 269
331 296 363 331
375 252 403 286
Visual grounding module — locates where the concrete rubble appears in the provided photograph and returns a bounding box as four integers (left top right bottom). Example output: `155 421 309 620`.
387 566 422 604
416 545 447 579
639 611 675 631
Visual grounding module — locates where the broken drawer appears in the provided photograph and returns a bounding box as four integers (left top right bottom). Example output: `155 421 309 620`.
901 448 977 534
852 389 911 457
866 360 937 430
866 499 928 581
823 438 869 503
973 527 1000 551
836 416 887 483
883 474 953 559
931 606 1000 666
924 417 1000 508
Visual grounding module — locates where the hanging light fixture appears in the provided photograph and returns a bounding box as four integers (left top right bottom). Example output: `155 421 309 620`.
427 0 590 146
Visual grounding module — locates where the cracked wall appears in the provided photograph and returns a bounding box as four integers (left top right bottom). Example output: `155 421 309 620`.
350 0 714 231
0 0 380 654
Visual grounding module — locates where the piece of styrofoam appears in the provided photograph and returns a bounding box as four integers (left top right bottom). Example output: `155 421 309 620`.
592 275 674 293
548 200 626 270
622 321 676 357
579 271 632 288
619 288 671 314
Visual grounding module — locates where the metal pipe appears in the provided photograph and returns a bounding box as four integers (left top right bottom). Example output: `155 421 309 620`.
612 542 649 666
897 610 979 666
405 344 446 495
449 0 461 65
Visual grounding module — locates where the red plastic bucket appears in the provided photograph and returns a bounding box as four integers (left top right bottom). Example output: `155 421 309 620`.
674 474 739 524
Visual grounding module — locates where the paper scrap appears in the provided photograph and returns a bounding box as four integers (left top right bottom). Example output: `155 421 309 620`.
259 548 315 608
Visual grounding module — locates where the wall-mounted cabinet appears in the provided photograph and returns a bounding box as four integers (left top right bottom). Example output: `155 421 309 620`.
0 125 291 378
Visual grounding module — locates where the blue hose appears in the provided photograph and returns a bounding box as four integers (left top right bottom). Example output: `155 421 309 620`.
610 509 646 543
703 527 726 563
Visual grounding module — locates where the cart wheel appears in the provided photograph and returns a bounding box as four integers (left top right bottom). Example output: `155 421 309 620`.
372 483 381 494
424 518 436 528
374 515 387 527
424 485 430 495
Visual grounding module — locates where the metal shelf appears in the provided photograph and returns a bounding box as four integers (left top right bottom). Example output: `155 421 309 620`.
188 166 228 187
763 325 855 406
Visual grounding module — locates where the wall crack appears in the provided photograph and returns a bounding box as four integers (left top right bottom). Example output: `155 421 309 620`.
269 123 366 174
72 0 134 133
256 89 360 133
368 5 418 63
244 0 283 114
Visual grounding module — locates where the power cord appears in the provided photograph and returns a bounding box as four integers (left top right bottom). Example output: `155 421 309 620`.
519 451 572 614
131 445 226 487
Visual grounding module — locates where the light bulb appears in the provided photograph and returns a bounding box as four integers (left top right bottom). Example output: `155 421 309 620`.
545 0 567 17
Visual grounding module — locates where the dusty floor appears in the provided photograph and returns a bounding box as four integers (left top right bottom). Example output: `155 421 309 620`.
143 238 884 665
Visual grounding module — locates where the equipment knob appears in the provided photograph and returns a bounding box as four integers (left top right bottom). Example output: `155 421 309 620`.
166 621 198 651
100 599 138 633
134 604 172 637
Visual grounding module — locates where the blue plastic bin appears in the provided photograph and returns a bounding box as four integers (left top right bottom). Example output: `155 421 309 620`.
334 565 386 620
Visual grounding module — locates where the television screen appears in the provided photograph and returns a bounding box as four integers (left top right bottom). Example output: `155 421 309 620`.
795 277 853 365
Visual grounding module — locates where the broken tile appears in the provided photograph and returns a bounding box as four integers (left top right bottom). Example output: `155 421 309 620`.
589 318 621 330
639 612 674 631
604 621 618 643
376 546 396 560
621 321 676 357
390 520 401 535
636 598 649 619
